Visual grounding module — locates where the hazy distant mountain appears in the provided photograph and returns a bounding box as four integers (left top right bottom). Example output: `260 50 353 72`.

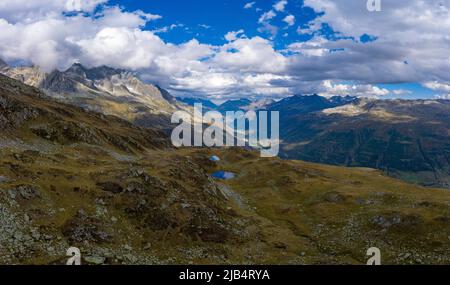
0 61 186 130
216 98 274 113
216 98 252 113
176 97 218 111
243 98 276 111
177 97 275 113
272 96 450 188
268 94 357 117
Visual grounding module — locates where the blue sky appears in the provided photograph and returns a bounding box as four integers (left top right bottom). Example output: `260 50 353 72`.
104 0 447 99
109 0 317 47
0 0 449 100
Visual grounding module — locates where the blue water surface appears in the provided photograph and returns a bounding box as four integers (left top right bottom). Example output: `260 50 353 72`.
209 155 220 162
212 171 235 180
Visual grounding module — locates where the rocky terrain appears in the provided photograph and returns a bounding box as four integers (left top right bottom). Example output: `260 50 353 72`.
0 74 449 265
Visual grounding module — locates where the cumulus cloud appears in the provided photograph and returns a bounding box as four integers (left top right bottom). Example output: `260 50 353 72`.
319 80 390 98
257 10 279 38
287 37 329 57
0 4 163 72
224 30 245 42
74 27 165 70
298 0 450 85
424 81 450 93
0 0 107 23
424 81 450 99
97 6 161 28
283 15 295 26
0 0 449 100
0 0 290 99
258 10 276 23
212 36 287 73
273 0 288 12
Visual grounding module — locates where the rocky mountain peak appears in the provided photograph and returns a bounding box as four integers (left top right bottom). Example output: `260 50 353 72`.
85 65 125 80
63 63 89 83
63 63 125 81
0 61 185 129
65 62 87 74
295 94 326 102
41 69 80 93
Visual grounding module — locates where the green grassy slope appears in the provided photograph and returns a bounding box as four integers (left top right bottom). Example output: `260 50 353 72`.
0 74 449 265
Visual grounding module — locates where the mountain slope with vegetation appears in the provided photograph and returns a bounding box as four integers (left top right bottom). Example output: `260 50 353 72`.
0 74 449 265
268 96 450 188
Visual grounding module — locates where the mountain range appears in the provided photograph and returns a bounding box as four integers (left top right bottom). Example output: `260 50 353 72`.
0 73 448 265
268 95 450 188
178 97 275 113
1 60 449 188
176 97 218 111
1 61 185 131
180 93 450 188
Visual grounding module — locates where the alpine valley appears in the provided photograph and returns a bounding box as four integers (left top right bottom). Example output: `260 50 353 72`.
0 61 449 265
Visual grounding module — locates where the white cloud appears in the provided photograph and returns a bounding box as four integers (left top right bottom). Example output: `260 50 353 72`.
283 15 295 26
152 24 183 34
257 23 278 39
0 0 107 23
0 6 164 72
296 20 322 35
97 6 161 28
273 0 288 12
392 89 412 96
257 10 278 38
1 0 450 101
287 37 328 57
65 0 108 12
424 81 450 99
424 81 450 93
0 0 290 100
75 27 166 70
435 94 450 99
135 11 162 21
319 80 390 98
243 74 291 95
213 37 287 73
244 2 256 9
224 30 245 42
0 2 213 82
299 0 450 84
258 10 276 23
